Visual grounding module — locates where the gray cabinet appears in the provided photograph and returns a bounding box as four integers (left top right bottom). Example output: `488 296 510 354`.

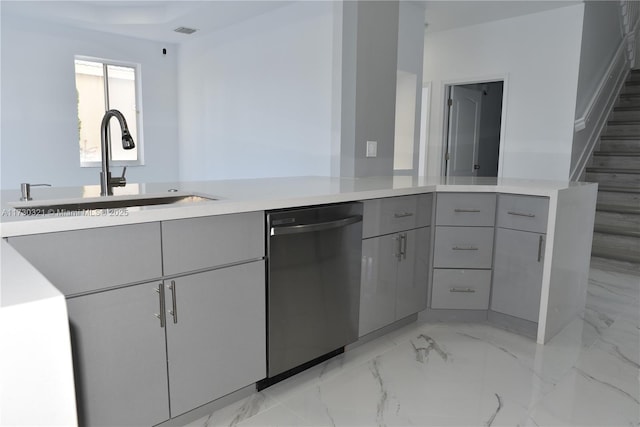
362 194 432 238
161 212 264 275
165 261 266 417
431 193 496 311
432 226 494 269
8 223 162 296
431 269 492 310
490 195 549 323
360 226 430 336
360 234 398 335
67 282 170 427
396 227 431 319
9 212 266 426
360 194 433 337
358 227 430 336
491 223 546 323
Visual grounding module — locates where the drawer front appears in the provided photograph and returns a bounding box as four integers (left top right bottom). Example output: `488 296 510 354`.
435 193 496 226
496 194 549 233
431 269 491 310
433 226 494 268
162 211 265 275
8 223 162 296
363 194 433 238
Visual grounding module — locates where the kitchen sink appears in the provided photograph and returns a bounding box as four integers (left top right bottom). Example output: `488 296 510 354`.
13 194 216 214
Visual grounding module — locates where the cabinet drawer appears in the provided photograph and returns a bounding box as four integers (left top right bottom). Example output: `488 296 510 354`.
433 226 494 268
496 194 549 233
431 269 491 310
362 194 433 238
435 193 496 226
8 223 163 296
161 211 264 275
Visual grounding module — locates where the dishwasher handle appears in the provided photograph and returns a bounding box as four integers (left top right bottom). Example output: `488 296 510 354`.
270 215 362 236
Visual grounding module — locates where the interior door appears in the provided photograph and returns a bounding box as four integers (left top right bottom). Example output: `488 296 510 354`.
446 86 483 176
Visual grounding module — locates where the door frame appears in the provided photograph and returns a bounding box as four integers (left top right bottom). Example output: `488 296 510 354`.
440 74 509 178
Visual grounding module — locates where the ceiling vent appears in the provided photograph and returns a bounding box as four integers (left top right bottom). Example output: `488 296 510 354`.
174 27 197 35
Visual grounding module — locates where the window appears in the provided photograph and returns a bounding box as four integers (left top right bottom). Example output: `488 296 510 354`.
74 57 143 166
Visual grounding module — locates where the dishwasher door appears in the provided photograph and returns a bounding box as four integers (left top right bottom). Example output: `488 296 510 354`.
266 203 363 378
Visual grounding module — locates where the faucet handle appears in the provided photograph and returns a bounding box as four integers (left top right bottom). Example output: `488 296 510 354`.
108 167 128 188
20 183 51 201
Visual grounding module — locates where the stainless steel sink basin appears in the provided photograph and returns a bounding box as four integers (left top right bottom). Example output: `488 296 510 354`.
14 195 216 214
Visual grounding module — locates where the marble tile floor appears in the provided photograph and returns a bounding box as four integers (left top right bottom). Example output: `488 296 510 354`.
185 262 640 427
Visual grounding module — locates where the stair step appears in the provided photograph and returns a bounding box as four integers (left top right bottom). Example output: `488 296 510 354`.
590 256 640 275
595 210 640 229
586 167 639 174
598 137 640 152
617 94 640 108
622 82 640 94
586 170 640 187
610 108 640 121
598 185 640 193
592 152 640 156
590 153 640 169
596 203 640 214
591 232 640 263
603 121 640 137
628 70 640 82
594 224 640 238
597 191 640 208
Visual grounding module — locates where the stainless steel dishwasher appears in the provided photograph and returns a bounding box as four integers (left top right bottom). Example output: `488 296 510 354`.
259 203 363 389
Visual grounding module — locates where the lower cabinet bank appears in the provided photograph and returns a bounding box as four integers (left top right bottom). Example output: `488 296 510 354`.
8 212 266 426
6 186 595 425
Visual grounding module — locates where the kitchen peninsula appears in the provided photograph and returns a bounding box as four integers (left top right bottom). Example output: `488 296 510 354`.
1 176 597 426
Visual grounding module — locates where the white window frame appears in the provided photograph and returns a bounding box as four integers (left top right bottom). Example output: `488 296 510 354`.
75 55 145 168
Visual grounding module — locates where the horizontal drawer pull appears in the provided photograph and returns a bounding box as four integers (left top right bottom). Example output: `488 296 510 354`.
452 246 478 251
393 212 414 218
449 288 476 293
507 211 535 218
453 208 481 213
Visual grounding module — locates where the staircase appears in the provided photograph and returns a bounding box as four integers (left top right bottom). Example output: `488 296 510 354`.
586 69 640 264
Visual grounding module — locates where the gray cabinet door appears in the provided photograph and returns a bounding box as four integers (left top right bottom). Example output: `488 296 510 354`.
396 227 430 319
491 227 545 323
66 282 170 426
161 212 264 275
165 261 266 417
8 223 162 295
359 235 398 336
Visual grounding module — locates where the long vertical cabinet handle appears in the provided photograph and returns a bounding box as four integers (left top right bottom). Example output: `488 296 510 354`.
168 280 178 324
537 235 544 262
400 233 408 260
155 284 166 328
395 235 402 260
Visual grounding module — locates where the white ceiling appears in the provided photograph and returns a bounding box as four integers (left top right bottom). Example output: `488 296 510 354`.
1 0 582 43
424 1 581 33
0 1 291 44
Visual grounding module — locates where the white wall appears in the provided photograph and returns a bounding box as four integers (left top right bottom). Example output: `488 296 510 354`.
574 1 624 117
423 4 585 180
570 1 626 178
0 11 180 190
177 2 337 182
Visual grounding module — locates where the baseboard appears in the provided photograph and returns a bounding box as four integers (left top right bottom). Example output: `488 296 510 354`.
419 308 488 323
154 384 256 427
487 310 538 340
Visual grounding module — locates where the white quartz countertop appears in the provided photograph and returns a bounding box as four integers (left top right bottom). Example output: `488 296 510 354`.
0 176 595 237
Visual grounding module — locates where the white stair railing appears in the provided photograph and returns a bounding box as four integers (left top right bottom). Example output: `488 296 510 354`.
621 0 640 67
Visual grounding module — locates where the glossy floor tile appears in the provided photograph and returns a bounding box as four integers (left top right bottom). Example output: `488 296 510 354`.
185 262 640 427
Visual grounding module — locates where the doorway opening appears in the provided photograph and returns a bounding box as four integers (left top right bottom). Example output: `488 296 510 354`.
443 80 504 177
